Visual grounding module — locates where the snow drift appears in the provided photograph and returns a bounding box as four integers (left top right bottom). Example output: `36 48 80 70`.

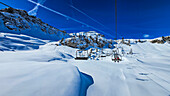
0 32 48 51
0 62 93 96
0 43 94 96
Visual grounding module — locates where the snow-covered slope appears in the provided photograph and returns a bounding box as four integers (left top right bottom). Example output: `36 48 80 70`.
71 42 170 96
0 40 169 96
0 7 69 41
0 43 93 96
0 32 48 51
0 26 170 96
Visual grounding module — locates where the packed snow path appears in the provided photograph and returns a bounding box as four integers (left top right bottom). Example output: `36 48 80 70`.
0 41 170 96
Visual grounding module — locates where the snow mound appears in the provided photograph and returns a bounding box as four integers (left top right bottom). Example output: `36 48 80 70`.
0 43 75 62
0 62 93 96
0 43 94 96
0 32 48 51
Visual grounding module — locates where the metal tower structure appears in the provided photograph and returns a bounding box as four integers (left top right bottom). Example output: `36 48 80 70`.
115 0 117 40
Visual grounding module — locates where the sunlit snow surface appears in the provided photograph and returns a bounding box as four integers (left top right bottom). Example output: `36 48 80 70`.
0 33 170 96
0 32 49 51
75 42 170 96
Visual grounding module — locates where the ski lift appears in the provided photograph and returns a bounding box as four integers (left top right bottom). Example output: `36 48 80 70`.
111 0 122 63
101 49 106 57
75 50 89 60
127 48 133 55
101 52 106 57
89 48 97 60
111 50 122 62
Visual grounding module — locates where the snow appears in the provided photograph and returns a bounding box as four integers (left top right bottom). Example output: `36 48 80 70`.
69 42 170 96
0 33 170 96
0 62 80 96
0 42 93 96
0 32 48 51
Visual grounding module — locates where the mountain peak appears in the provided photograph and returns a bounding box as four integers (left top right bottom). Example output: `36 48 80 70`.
0 7 69 41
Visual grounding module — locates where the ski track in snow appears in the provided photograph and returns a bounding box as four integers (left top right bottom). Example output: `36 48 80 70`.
133 60 170 93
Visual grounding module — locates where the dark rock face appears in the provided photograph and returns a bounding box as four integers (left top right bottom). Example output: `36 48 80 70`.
0 8 31 31
0 7 69 41
120 37 131 46
60 31 115 49
150 36 170 44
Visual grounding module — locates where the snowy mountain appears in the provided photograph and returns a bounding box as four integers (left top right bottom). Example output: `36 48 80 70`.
0 7 170 96
0 7 69 41
59 31 115 49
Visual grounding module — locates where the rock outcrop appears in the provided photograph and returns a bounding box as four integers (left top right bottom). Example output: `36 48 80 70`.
150 36 170 44
0 7 69 41
60 31 115 49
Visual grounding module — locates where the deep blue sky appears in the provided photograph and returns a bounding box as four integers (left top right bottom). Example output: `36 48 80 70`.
0 0 170 39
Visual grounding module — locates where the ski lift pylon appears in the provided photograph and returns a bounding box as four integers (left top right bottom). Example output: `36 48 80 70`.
101 49 106 57
111 0 122 63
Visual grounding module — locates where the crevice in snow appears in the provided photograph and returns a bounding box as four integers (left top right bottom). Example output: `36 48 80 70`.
76 67 94 96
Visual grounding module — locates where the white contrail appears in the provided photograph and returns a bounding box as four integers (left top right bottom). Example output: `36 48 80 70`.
28 0 46 16
28 5 39 16
38 0 46 4
28 0 115 38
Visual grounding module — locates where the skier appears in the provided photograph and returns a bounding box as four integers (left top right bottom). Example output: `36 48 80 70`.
128 48 133 55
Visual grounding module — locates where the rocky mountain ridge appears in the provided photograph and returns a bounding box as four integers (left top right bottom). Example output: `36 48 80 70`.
0 7 69 41
59 31 115 49
150 36 170 44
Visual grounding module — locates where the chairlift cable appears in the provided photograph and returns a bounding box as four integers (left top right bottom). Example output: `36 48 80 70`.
115 0 118 48
0 2 12 8
28 0 115 38
70 5 113 32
